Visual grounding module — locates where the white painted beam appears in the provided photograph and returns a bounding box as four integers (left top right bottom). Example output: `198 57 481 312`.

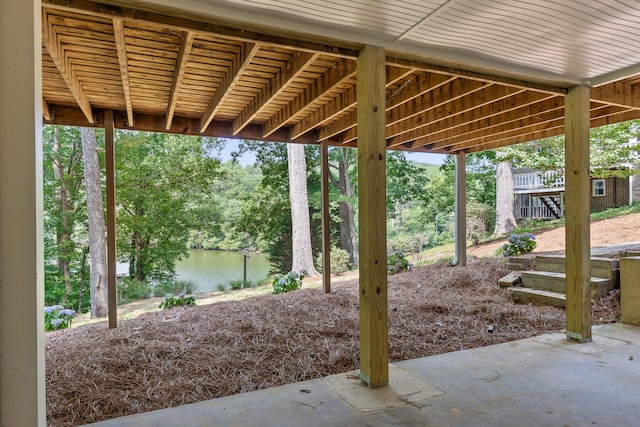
589 63 640 87
0 1 46 424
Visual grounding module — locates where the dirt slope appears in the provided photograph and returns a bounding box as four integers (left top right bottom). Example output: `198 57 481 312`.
469 212 640 258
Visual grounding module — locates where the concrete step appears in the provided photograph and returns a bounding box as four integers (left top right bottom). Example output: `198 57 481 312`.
620 251 640 258
498 272 521 288
535 255 619 280
521 271 615 298
505 256 535 271
511 288 566 308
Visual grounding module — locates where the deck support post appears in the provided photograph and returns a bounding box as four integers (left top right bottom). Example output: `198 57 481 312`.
453 152 467 266
0 1 46 424
321 139 331 293
564 85 592 342
105 110 118 329
357 44 388 388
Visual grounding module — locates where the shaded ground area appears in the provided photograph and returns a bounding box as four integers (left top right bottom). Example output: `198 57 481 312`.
469 212 640 258
46 259 620 427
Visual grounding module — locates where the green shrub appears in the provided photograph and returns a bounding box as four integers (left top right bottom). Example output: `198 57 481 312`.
159 293 196 310
467 202 496 238
230 280 243 290
272 271 304 294
153 279 196 297
44 305 76 331
316 247 351 275
388 251 410 274
216 284 226 292
501 233 537 256
117 278 152 304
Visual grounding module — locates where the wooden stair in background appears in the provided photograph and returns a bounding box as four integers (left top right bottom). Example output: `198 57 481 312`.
505 255 619 308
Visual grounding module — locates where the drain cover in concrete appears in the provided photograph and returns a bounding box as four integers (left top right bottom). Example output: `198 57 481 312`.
323 364 444 412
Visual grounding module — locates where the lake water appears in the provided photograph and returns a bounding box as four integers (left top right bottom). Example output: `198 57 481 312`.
175 249 271 293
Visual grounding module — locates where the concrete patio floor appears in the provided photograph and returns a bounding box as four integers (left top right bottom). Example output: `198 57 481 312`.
87 323 640 427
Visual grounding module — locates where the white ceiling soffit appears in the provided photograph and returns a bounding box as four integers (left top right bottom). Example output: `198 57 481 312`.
137 0 640 87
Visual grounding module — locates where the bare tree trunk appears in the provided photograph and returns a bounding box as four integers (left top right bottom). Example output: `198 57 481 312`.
52 126 73 304
287 144 320 276
81 127 109 318
77 246 89 312
493 161 518 236
337 149 358 267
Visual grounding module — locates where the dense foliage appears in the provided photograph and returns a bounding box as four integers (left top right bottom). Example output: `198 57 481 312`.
44 305 76 331
272 271 304 294
43 120 640 312
499 121 640 178
43 126 90 311
159 293 196 310
115 132 223 283
500 233 537 256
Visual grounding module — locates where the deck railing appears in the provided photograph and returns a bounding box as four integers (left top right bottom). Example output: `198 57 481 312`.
516 205 558 219
513 170 564 190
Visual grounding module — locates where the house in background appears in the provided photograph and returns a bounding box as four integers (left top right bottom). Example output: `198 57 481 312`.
514 168 638 220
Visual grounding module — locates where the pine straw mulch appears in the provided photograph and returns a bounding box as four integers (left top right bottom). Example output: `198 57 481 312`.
46 258 621 426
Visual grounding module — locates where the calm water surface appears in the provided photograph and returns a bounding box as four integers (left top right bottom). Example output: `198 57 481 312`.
175 249 270 292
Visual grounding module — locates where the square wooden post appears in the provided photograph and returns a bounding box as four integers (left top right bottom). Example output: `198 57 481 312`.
105 110 118 329
564 85 592 342
321 139 331 293
454 153 467 266
357 44 388 387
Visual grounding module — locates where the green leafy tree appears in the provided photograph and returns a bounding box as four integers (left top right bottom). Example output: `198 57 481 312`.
235 140 323 274
115 132 223 282
421 153 497 244
386 151 431 230
499 121 640 178
327 147 359 267
43 126 90 311
188 161 262 250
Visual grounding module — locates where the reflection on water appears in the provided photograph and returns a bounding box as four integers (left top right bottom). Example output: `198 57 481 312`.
175 249 271 293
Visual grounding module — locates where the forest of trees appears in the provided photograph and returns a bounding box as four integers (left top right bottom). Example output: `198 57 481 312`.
43 120 640 316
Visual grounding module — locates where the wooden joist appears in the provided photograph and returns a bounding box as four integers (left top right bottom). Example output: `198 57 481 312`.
263 58 357 137
321 71 456 143
44 104 323 146
112 18 134 127
233 51 318 135
166 31 194 130
42 98 52 121
290 66 414 140
42 10 95 124
40 1 640 157
200 42 260 133
591 80 640 110
406 92 560 149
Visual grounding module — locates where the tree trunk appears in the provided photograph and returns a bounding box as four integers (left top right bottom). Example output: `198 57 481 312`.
81 127 109 318
77 246 89 312
337 149 358 267
493 161 518 236
287 144 320 276
52 126 73 304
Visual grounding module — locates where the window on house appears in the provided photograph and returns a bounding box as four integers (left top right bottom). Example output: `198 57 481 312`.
592 179 606 197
